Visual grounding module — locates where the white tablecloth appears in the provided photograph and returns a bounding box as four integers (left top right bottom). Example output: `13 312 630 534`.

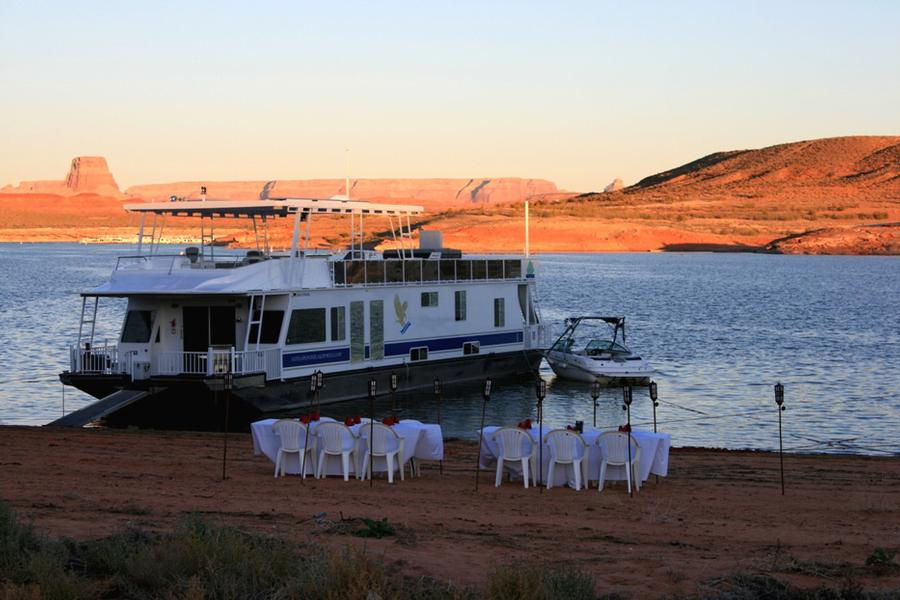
251 418 443 476
478 426 670 488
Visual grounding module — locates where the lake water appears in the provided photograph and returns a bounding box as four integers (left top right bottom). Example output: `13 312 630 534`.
1 244 898 455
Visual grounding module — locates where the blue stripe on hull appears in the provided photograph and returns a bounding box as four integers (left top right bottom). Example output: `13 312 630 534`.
384 331 522 356
282 347 350 368
281 330 524 369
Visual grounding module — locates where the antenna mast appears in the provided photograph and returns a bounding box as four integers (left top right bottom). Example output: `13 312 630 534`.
345 148 351 199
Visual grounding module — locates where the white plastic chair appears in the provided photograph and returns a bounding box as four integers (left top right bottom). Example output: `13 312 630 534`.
272 419 316 478
596 432 641 493
315 422 358 481
492 428 537 488
358 423 406 484
543 429 589 491
399 419 425 477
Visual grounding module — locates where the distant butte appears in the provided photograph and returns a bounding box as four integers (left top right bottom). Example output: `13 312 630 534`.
1 156 121 197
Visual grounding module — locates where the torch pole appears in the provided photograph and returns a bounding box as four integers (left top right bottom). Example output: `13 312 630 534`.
626 402 633 498
775 382 786 496
538 397 544 493
438 389 444 476
221 374 231 481
476 397 487 491
369 392 375 488
779 407 784 495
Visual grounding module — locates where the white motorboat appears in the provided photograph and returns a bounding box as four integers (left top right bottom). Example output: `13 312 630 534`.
545 316 654 384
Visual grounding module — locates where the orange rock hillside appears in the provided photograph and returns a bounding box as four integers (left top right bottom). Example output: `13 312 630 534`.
1 136 897 254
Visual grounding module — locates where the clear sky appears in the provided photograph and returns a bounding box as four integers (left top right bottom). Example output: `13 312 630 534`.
1 0 898 192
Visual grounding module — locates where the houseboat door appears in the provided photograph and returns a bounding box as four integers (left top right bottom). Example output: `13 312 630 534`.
182 306 236 371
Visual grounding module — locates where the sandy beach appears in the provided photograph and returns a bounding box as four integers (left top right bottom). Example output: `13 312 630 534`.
1 425 898 597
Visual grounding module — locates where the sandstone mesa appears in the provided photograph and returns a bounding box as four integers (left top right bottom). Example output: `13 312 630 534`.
1 136 898 254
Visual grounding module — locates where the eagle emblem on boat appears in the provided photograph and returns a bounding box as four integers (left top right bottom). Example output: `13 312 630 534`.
394 294 411 334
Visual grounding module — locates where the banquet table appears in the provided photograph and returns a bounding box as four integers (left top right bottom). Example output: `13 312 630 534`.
478 425 670 488
251 418 443 477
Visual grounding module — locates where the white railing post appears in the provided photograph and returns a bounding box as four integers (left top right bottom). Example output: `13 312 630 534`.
206 347 214 376
230 347 236 375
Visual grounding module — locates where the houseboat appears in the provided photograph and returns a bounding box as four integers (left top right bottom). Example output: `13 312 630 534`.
57 197 550 427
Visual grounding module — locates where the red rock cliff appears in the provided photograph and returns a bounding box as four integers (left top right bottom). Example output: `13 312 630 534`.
125 177 559 208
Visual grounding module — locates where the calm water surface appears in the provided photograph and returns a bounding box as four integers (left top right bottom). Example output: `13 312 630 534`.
1 244 898 455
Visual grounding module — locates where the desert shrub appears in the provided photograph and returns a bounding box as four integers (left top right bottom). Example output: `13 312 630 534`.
865 547 897 570
485 562 594 600
0 503 599 600
0 503 96 599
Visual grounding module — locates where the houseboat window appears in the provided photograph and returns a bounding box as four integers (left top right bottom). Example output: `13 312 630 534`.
121 310 152 343
463 341 480 355
440 260 455 280
404 260 422 282
505 260 522 279
286 308 326 344
410 346 428 361
488 260 504 279
345 261 365 284
249 310 284 344
455 291 467 321
385 261 404 283
330 306 346 341
493 298 505 327
473 260 487 279
350 301 364 363
421 292 438 307
333 262 346 285
456 260 471 280
366 261 384 284
370 300 384 360
423 261 439 281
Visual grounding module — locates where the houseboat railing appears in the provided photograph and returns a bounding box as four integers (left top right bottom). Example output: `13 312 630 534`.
70 345 283 381
332 257 526 287
69 343 120 374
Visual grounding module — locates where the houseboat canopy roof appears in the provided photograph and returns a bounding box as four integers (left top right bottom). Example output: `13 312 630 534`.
123 197 425 218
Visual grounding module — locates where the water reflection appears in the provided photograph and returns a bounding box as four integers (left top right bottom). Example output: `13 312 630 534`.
1 245 898 455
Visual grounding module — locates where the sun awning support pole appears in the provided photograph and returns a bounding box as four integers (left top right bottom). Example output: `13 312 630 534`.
299 211 312 285
288 208 302 283
136 213 146 255
405 214 414 259
251 215 260 252
388 215 400 258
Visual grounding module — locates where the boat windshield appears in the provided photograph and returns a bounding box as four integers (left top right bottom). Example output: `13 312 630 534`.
551 317 631 356
584 339 630 355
